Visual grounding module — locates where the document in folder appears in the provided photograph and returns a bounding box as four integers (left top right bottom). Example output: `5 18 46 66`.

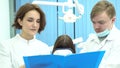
23 51 105 68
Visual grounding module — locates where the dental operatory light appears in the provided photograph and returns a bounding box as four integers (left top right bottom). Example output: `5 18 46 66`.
59 8 78 23
32 0 84 23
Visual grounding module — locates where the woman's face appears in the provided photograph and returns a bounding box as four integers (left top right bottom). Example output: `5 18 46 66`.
18 10 40 38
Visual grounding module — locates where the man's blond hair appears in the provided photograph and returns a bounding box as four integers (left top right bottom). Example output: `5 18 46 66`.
91 0 116 19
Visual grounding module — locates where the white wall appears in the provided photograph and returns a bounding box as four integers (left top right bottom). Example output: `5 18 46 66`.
0 0 10 42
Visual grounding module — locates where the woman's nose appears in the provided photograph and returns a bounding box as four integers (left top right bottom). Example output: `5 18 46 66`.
33 22 37 27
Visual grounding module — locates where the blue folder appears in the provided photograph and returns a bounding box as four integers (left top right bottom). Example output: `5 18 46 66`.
23 51 105 68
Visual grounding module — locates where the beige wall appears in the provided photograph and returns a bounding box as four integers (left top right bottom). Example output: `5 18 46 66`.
0 0 10 42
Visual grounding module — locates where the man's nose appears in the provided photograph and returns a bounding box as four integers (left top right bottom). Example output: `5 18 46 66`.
94 23 100 29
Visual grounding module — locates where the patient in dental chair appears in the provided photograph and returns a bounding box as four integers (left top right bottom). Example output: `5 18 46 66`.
52 34 76 56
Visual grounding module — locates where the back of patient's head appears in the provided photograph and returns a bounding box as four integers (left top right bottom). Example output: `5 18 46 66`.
52 34 76 54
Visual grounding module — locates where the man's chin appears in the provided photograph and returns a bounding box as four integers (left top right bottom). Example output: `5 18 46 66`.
96 31 101 33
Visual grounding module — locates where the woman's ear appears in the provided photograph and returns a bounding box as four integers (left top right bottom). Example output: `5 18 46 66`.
112 16 116 23
17 18 22 26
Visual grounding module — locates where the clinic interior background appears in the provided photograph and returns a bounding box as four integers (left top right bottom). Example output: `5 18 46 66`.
1 0 120 53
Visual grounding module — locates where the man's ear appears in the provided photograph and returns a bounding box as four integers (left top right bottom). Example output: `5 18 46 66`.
17 18 22 26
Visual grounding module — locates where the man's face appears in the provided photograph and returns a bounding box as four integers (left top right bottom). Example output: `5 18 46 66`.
91 12 115 33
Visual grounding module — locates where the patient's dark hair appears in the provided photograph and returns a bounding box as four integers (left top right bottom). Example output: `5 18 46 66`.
52 34 76 54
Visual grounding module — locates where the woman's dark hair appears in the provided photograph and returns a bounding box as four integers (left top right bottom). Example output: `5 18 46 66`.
52 34 76 54
12 3 46 33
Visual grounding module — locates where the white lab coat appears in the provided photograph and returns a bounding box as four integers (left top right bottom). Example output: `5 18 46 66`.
0 34 50 68
79 25 120 68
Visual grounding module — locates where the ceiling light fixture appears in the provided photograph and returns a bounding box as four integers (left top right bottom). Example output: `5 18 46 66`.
32 0 84 23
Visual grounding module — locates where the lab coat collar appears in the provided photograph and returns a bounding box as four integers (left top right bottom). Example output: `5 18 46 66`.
106 25 120 40
16 34 36 44
87 33 100 43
